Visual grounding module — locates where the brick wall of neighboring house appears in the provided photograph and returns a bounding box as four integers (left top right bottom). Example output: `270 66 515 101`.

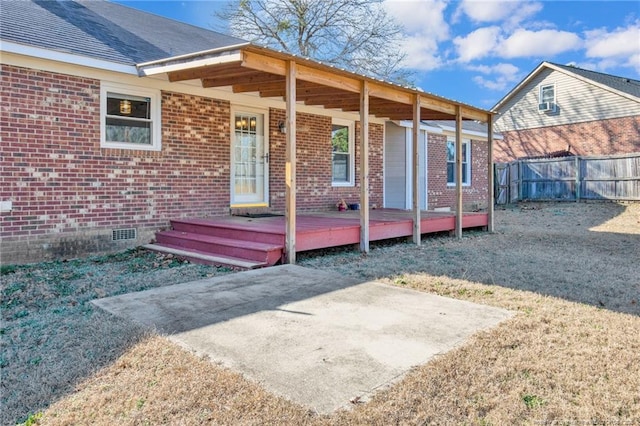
0 64 384 264
426 134 489 211
494 116 640 162
268 109 384 211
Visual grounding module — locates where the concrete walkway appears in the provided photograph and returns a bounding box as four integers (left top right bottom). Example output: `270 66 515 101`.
93 265 513 413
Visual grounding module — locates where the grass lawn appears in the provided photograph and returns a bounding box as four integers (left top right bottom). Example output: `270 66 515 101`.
2 202 639 425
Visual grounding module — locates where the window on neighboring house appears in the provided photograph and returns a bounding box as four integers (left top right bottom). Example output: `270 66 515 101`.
331 119 354 186
539 84 556 112
446 138 470 186
101 82 161 151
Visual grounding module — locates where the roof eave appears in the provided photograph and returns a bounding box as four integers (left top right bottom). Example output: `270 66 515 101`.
136 42 251 76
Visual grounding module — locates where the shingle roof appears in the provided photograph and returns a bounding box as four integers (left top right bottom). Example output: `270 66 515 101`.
0 0 246 65
550 62 640 99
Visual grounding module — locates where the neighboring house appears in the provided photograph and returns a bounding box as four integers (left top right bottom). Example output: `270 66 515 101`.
384 120 501 211
493 61 640 162
0 0 493 265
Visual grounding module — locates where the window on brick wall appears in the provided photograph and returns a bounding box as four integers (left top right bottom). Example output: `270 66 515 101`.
100 82 161 151
332 119 354 186
446 138 471 186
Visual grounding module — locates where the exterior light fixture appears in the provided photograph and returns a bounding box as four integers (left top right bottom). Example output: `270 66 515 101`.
278 121 286 134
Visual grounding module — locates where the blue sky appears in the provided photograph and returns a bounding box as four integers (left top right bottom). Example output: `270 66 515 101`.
115 0 640 109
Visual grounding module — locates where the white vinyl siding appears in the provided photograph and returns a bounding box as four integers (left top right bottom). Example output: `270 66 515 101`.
495 68 640 132
383 122 428 210
384 123 406 208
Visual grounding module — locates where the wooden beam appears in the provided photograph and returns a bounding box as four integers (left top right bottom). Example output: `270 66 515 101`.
487 114 495 233
369 106 414 116
167 61 243 82
296 63 361 93
360 81 370 253
241 50 287 76
259 88 286 98
418 94 457 116
231 79 285 93
460 106 490 122
303 94 359 106
412 94 421 245
202 71 271 88
285 60 297 264
368 81 414 105
455 106 463 240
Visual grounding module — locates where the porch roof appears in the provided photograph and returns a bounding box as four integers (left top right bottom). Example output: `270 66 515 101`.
137 44 493 123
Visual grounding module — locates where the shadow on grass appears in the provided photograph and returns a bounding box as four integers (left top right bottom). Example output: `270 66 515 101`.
2 202 637 424
299 202 640 317
0 248 233 425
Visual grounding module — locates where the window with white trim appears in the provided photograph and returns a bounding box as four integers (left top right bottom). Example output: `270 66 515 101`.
446 138 471 186
539 84 556 112
100 82 161 151
331 119 354 186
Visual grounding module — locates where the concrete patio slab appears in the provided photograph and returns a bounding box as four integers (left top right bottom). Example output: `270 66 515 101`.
92 265 513 413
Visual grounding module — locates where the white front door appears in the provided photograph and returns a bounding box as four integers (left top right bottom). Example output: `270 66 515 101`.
231 109 269 206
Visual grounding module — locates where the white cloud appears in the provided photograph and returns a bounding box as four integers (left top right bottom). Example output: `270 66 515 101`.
469 63 521 91
585 23 640 58
385 0 449 71
453 26 501 62
385 0 449 35
455 0 542 28
501 29 583 58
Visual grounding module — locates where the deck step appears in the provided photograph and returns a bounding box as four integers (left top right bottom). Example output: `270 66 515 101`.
171 218 285 245
143 244 268 269
155 230 283 266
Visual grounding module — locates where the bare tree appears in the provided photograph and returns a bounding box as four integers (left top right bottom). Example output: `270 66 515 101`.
217 0 413 84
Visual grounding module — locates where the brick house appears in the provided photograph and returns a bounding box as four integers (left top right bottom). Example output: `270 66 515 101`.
1 0 493 265
493 62 640 162
384 120 500 211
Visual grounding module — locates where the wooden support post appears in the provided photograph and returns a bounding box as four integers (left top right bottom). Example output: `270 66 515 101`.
455 106 463 240
285 61 297 263
360 81 370 253
487 114 495 232
412 94 421 245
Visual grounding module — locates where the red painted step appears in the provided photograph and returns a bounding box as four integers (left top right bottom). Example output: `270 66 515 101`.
170 218 285 246
155 230 283 266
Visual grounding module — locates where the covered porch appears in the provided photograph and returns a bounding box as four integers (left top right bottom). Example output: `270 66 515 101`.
145 209 488 269
138 44 495 264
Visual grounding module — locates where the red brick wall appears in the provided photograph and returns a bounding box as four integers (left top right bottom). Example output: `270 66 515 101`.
1 65 231 263
426 134 489 210
269 109 384 211
495 116 640 162
1 64 385 263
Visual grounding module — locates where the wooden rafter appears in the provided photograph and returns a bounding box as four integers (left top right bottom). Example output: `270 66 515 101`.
202 71 271 88
232 79 285 93
145 45 492 123
167 61 243 82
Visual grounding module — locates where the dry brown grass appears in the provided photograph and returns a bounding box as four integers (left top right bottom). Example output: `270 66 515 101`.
4 202 639 425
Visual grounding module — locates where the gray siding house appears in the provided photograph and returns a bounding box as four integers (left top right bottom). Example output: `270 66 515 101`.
493 62 640 162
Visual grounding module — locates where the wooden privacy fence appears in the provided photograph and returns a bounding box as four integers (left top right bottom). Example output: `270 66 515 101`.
495 153 640 204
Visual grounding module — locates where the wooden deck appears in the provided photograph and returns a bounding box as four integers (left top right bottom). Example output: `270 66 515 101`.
146 209 488 268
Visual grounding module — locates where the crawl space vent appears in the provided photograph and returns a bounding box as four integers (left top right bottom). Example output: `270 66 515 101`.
112 228 137 241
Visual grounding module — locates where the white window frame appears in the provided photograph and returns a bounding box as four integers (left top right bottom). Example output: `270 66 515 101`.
331 118 355 187
446 138 471 187
539 83 556 113
100 81 161 151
